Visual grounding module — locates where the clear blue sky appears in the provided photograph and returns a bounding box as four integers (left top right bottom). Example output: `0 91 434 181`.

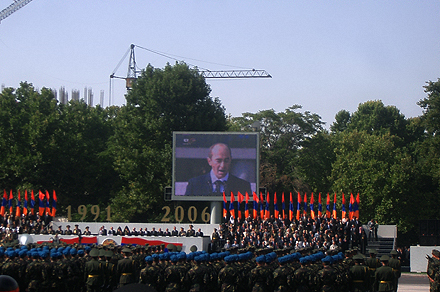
0 0 439 127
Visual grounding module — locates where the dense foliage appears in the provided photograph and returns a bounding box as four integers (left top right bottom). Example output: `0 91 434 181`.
1 65 439 243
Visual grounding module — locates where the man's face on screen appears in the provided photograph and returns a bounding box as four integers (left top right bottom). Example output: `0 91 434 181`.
208 144 231 179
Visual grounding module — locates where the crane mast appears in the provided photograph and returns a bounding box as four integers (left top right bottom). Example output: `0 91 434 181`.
0 0 34 23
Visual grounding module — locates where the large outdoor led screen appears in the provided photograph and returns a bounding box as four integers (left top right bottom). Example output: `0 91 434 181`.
172 132 259 201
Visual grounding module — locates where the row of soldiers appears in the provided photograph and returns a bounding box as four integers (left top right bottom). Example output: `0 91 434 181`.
0 241 401 292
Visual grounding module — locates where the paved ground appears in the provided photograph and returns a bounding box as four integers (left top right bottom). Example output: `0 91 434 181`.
399 273 429 292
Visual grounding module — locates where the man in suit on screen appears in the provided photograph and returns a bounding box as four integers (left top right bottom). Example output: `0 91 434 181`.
184 143 251 196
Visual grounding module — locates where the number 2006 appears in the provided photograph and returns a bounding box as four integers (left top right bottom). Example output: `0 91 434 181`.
161 206 211 223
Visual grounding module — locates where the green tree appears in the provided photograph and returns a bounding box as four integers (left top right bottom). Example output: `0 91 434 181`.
50 101 117 209
0 83 118 218
417 79 440 186
330 109 351 134
0 82 59 190
347 100 409 143
330 130 419 231
296 130 335 192
108 62 227 221
230 105 324 193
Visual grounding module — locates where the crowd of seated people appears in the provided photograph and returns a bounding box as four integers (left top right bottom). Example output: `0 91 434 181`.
0 211 53 242
53 224 205 237
209 214 369 254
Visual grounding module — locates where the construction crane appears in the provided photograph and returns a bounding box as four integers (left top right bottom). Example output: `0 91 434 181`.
110 44 271 91
0 0 33 23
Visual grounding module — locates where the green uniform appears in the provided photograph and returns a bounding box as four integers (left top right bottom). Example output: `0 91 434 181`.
349 264 370 292
366 256 381 292
140 264 162 292
293 265 312 292
273 265 294 292
218 265 239 292
316 265 338 292
186 264 208 292
164 264 185 292
427 255 440 292
25 259 43 292
117 257 135 287
84 258 103 292
249 265 273 292
388 257 401 292
374 265 395 292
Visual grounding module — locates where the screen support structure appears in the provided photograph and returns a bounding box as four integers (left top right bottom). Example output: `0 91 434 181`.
210 201 222 224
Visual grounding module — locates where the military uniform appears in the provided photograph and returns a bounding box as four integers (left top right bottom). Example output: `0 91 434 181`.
140 259 162 292
164 261 185 292
374 256 395 292
186 261 208 292
389 250 401 292
117 249 136 287
84 249 103 292
25 257 43 292
427 249 440 292
316 257 338 292
366 250 381 292
249 262 273 292
293 260 312 292
103 251 116 292
349 254 370 292
218 260 239 292
273 262 294 292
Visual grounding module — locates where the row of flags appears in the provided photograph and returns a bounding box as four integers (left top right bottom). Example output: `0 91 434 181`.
223 192 360 221
0 190 57 218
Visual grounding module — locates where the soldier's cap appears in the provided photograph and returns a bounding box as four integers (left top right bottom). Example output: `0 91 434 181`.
145 256 153 263
75 224 79 226
190 245 197 252
166 244 175 252
380 255 390 262
105 250 113 258
322 256 333 264
122 247 132 253
433 250 440 257
98 249 106 257
353 254 364 261
66 225 70 228
390 250 398 255
90 248 99 257
368 249 378 254
85 226 89 229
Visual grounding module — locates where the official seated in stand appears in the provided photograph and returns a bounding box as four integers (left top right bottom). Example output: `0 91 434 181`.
83 226 91 235
98 225 107 236
107 226 115 236
65 225 73 235
73 224 81 235
186 225 195 237
195 228 204 237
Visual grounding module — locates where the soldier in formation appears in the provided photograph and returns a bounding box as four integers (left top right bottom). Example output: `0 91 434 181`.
0 242 407 292
427 249 440 292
